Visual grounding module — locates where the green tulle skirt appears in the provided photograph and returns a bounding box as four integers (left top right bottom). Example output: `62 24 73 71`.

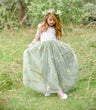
23 40 79 93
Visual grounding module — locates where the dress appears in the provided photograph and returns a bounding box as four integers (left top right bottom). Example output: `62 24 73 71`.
23 27 79 94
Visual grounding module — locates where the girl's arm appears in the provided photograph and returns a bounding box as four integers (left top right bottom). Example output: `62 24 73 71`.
32 37 40 44
27 24 41 48
27 37 40 48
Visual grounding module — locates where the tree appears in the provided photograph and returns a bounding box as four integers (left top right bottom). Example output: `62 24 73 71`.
0 0 26 29
18 0 26 28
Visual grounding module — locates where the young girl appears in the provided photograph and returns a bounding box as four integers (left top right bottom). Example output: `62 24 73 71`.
23 9 79 99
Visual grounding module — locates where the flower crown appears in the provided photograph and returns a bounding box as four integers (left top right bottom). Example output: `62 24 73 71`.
42 9 62 16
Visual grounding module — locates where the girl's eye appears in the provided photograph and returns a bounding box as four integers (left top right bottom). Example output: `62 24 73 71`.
49 19 55 22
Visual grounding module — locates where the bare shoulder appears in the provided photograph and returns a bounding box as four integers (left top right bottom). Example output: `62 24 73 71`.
37 22 44 29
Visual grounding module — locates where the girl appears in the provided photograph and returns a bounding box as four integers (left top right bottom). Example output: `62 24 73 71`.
23 9 79 99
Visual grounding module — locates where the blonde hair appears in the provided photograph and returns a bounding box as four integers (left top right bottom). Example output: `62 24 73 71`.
38 13 63 38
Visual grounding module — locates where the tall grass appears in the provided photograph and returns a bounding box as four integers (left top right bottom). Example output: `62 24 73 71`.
0 25 96 110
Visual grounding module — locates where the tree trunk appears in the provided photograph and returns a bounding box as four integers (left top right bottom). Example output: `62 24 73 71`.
19 0 26 28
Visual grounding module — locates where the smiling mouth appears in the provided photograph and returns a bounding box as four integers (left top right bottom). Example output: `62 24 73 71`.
51 24 54 25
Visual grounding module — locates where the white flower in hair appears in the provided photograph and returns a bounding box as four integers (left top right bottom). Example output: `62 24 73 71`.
48 9 55 13
47 10 52 13
42 10 48 15
42 9 62 16
56 10 62 15
42 11 45 15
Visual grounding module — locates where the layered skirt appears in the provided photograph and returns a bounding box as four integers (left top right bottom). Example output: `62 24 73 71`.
23 40 79 93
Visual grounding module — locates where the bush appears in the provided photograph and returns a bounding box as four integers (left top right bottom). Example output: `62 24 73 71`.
1 0 95 29
81 3 96 24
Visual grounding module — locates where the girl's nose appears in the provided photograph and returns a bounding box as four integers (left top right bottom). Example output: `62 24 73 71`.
51 20 54 23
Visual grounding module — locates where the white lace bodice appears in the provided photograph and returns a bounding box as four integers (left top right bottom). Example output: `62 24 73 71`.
35 26 58 41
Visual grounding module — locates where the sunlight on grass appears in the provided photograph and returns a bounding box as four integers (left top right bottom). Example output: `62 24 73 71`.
0 26 96 110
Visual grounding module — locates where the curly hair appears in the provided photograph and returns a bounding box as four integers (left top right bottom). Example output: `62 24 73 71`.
38 13 63 38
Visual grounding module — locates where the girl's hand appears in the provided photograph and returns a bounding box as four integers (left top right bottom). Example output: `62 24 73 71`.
27 38 40 48
27 43 35 48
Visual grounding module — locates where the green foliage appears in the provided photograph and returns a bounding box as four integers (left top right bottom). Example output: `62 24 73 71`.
81 3 96 19
0 0 96 29
1 0 18 8
0 0 20 30
26 0 84 26
79 2 96 25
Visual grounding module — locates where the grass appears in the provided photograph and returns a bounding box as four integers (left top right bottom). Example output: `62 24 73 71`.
0 25 96 110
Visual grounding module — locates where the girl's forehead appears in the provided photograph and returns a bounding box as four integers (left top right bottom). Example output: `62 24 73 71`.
48 15 55 19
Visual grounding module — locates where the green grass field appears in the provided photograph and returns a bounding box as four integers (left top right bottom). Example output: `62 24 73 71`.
0 25 96 110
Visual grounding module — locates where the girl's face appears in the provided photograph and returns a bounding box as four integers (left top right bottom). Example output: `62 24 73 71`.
47 15 56 27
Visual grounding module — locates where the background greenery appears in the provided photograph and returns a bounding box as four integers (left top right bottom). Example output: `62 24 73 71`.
0 0 96 29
